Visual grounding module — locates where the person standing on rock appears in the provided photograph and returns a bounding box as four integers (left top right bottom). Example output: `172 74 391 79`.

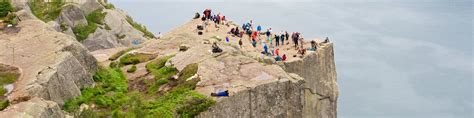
257 25 262 32
285 31 290 45
275 34 280 46
280 31 285 45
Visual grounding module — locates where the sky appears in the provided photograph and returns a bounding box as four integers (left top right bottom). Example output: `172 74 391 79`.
111 0 473 117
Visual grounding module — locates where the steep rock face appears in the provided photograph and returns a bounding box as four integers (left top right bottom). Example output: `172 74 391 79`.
198 79 304 118
0 97 67 118
280 43 339 118
0 20 97 116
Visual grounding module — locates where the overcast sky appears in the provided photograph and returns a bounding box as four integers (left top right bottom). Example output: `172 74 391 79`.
111 0 473 117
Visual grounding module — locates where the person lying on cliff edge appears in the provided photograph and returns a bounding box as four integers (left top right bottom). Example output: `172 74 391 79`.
211 90 229 97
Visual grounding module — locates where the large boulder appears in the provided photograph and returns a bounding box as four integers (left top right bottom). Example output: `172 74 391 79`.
82 28 122 51
56 4 88 28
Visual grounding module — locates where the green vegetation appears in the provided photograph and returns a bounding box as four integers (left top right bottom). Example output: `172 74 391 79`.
125 15 155 39
109 61 118 68
29 0 64 22
72 23 96 42
104 24 111 30
86 9 107 25
119 53 153 66
145 55 177 93
100 0 115 9
73 9 107 42
63 67 128 113
0 99 8 110
0 66 20 111
0 1 13 19
64 62 212 117
127 65 137 73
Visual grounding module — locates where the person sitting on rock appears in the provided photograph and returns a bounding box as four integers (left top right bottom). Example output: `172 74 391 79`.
309 40 317 51
275 55 282 61
263 43 269 55
211 90 229 97
212 42 223 53
194 12 200 19
251 39 257 48
323 37 330 43
239 38 243 48
282 54 287 61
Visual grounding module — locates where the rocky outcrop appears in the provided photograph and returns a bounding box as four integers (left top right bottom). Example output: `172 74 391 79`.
280 43 338 118
0 97 68 118
56 4 88 28
135 18 339 118
0 19 97 116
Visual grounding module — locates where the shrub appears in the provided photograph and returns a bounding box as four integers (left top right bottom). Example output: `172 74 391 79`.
0 99 9 110
79 109 99 118
86 9 107 25
72 23 97 42
0 88 7 96
29 0 64 22
109 61 118 68
125 16 155 39
0 1 13 19
127 65 137 73
73 9 107 41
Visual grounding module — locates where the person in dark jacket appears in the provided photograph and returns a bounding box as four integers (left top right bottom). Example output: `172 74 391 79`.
275 34 280 46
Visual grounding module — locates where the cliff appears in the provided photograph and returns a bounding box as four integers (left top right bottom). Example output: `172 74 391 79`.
0 1 338 117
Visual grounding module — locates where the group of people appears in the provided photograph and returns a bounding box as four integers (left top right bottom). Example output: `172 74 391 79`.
198 9 332 62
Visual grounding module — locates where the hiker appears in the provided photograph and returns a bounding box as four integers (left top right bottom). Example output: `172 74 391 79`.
275 48 280 56
292 32 298 48
297 47 306 56
257 25 262 32
229 28 235 34
212 42 223 53
265 28 271 37
251 39 257 48
263 43 269 55
323 37 330 43
211 90 229 97
285 31 289 45
239 38 243 48
280 32 285 45
282 54 287 61
157 32 162 39
203 9 212 19
309 40 317 51
267 36 273 48
275 34 280 46
225 36 230 43
194 12 200 19
275 55 282 61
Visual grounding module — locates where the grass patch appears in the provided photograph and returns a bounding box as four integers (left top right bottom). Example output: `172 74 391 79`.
63 67 128 113
29 0 64 22
0 99 8 110
108 48 135 61
125 15 155 39
177 63 198 81
73 9 106 42
0 73 18 85
127 65 137 73
72 23 97 42
145 55 177 93
119 53 153 66
86 9 107 25
64 64 212 117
